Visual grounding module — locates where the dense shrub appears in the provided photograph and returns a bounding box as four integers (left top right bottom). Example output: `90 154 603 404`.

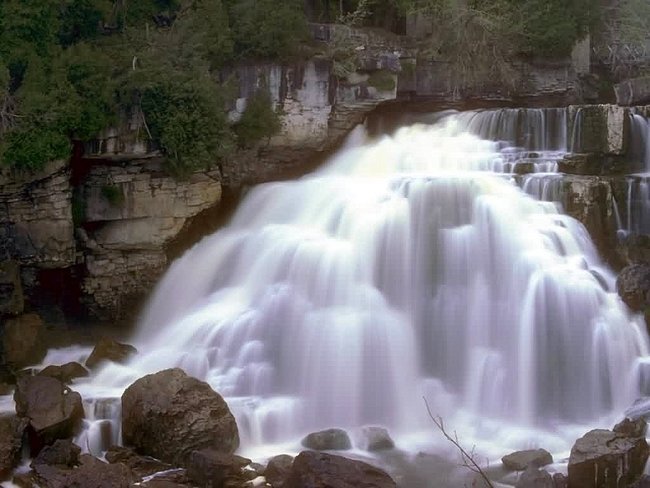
233 90 281 148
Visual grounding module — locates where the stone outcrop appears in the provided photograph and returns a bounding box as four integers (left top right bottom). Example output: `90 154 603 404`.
14 375 84 452
502 449 553 471
0 414 26 480
77 160 222 317
2 313 46 370
121 368 239 466
615 76 650 106
617 264 650 311
301 428 352 451
285 451 396 488
568 425 649 488
568 104 628 155
0 260 23 316
85 338 137 369
38 362 89 384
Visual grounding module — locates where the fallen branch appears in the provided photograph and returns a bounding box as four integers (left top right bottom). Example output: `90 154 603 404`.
423 397 494 488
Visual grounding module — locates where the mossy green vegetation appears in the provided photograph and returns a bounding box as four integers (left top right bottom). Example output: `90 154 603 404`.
233 90 281 148
0 0 304 173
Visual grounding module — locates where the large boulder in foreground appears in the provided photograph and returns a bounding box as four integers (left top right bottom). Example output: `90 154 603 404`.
285 451 396 488
568 425 649 488
121 368 239 466
14 375 83 453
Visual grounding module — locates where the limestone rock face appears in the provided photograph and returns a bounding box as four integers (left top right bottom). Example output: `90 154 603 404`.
121 368 239 466
615 76 650 106
568 428 649 488
285 451 396 488
0 160 75 268
13 375 84 452
569 104 628 155
2 313 46 369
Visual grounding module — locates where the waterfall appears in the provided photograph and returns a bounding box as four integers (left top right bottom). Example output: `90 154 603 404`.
69 115 649 462
629 112 650 173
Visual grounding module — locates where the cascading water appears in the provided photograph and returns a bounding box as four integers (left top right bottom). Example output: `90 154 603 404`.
59 112 649 470
2 110 648 486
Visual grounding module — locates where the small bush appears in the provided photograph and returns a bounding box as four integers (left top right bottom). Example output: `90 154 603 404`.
101 184 124 206
367 70 396 91
233 90 281 148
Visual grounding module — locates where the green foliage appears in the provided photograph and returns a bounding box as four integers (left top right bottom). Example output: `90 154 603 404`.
233 90 281 147
228 0 309 59
101 184 124 205
367 70 396 91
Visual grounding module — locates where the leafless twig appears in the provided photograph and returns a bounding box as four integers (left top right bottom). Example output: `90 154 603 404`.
423 397 494 488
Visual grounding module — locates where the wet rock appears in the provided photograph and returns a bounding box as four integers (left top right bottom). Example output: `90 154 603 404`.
553 473 568 488
85 338 137 369
301 428 352 451
558 153 625 176
32 453 133 488
105 445 173 481
265 454 294 487
569 104 628 155
31 439 80 467
515 466 553 488
0 414 26 480
630 474 650 487
617 264 650 312
2 313 46 369
513 161 536 175
121 368 239 466
502 449 553 471
38 362 89 384
568 428 649 487
13 375 84 453
186 449 251 487
360 426 395 451
285 451 396 488
613 417 647 438
0 260 23 316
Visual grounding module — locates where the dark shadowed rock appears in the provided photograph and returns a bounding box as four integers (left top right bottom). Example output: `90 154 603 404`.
553 473 568 488
32 453 132 488
13 375 84 453
265 454 294 487
105 445 173 481
121 368 239 466
38 363 89 384
617 264 650 312
515 466 553 488
31 439 80 467
186 449 251 487
302 428 352 451
502 449 553 471
568 428 649 488
285 451 396 488
85 338 137 369
613 417 647 438
630 475 650 487
0 260 23 316
360 426 395 451
2 313 46 369
0 414 26 480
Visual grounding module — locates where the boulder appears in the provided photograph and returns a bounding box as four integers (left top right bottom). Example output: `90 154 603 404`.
568 428 649 487
515 466 553 488
553 473 568 488
121 368 239 466
0 260 23 316
285 451 396 488
85 338 137 369
2 313 46 369
617 264 650 312
13 375 84 453
265 454 294 488
32 453 133 488
105 446 173 481
502 449 553 471
31 439 81 467
0 414 26 480
613 417 647 438
186 449 252 487
38 362 89 384
301 428 352 451
360 426 395 451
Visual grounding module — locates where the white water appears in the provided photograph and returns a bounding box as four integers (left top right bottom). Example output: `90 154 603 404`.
3 111 650 482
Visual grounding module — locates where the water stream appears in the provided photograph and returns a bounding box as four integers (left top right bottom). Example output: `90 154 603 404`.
3 109 650 484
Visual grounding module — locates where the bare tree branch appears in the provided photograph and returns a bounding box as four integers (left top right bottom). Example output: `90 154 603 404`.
423 397 494 488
